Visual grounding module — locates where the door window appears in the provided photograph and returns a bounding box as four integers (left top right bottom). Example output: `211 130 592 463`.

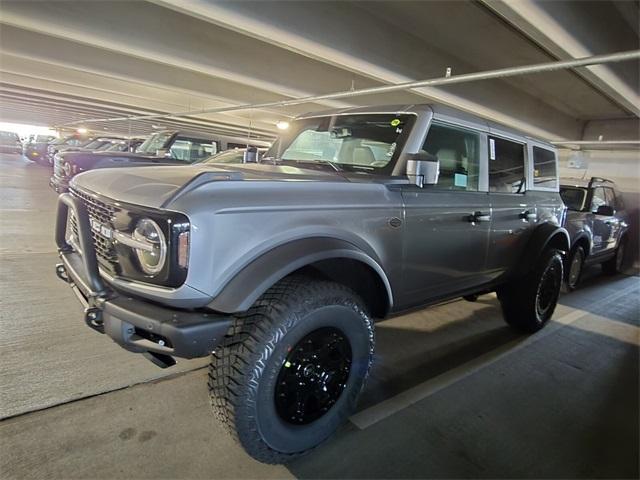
169 137 218 163
532 146 557 189
488 137 526 193
421 124 480 191
604 188 616 210
590 187 607 212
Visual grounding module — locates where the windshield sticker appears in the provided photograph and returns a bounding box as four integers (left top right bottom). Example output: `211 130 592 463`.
390 118 401 127
489 138 496 160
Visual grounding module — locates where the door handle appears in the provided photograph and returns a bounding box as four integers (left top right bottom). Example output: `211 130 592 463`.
519 210 537 221
468 211 491 223
605 220 618 225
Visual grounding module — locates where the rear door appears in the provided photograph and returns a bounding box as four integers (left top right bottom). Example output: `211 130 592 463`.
401 122 491 305
485 134 537 281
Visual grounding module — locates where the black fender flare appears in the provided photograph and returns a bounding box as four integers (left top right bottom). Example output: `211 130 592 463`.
570 231 592 256
514 223 570 277
208 237 394 314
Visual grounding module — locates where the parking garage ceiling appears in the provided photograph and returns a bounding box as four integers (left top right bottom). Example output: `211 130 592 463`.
0 0 638 141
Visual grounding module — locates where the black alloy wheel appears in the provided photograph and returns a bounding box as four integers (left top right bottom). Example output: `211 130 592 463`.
536 257 562 317
275 327 352 425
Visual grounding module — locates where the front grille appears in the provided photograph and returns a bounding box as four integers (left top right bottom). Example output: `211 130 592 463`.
69 187 120 274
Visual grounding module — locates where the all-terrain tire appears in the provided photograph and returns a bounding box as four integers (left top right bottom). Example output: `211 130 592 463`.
602 237 626 275
208 276 375 464
497 249 563 333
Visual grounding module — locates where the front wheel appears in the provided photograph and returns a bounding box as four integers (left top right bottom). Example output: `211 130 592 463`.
498 249 563 333
208 276 374 464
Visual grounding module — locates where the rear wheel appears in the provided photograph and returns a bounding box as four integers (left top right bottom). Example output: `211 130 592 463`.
602 238 626 274
498 249 563 333
564 245 585 292
208 276 374 464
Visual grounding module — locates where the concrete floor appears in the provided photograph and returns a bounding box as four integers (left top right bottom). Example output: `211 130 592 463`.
0 154 638 479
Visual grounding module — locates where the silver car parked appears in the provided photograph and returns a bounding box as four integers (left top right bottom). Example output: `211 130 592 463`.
54 104 569 463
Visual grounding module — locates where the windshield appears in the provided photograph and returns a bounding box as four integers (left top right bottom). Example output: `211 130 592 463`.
560 186 588 211
136 131 174 154
82 139 105 150
199 149 244 164
264 114 413 173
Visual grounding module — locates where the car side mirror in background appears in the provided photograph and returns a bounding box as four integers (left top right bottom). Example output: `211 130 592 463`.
155 148 170 157
406 152 439 188
594 205 614 216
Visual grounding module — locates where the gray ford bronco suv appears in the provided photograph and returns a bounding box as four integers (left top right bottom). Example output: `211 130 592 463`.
560 177 629 290
55 104 569 463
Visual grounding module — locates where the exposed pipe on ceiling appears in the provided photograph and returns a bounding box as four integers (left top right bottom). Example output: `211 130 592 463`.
57 49 640 128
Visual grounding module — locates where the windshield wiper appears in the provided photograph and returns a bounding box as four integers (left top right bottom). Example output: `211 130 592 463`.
293 159 342 172
262 157 342 172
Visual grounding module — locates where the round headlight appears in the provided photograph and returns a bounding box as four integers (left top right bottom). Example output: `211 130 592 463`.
133 218 166 275
62 161 72 176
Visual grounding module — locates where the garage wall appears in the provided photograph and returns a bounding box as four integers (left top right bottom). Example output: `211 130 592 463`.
559 148 640 270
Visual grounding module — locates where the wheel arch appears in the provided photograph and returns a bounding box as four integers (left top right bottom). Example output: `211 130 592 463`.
207 237 393 317
571 233 591 257
514 223 570 277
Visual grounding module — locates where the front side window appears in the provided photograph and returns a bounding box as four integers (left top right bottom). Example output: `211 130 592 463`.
265 114 413 173
532 146 557 189
421 123 480 191
169 137 217 163
604 188 616 210
559 187 587 211
488 136 526 193
590 187 607 211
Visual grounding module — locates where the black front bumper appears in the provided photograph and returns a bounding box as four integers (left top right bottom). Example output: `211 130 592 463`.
55 193 232 366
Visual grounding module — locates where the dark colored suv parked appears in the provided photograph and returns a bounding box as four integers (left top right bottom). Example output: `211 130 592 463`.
23 134 57 163
54 104 568 463
49 130 265 192
560 177 629 289
46 134 93 165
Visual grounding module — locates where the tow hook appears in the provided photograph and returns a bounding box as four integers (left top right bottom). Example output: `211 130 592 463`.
84 307 105 334
55 263 69 283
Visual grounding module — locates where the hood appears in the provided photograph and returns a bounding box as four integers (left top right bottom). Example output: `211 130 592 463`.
71 163 346 209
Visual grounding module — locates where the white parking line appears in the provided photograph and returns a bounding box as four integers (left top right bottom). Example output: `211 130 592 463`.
350 282 638 430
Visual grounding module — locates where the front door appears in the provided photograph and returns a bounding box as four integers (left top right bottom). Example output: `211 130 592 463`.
400 122 490 307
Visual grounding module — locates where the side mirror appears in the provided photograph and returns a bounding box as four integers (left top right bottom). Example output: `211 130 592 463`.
594 205 614 216
155 148 170 157
406 152 439 188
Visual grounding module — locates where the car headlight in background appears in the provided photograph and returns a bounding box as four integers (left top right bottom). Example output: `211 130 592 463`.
132 218 167 275
62 161 73 176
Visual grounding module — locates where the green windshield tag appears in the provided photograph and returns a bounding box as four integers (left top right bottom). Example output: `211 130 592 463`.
390 118 401 127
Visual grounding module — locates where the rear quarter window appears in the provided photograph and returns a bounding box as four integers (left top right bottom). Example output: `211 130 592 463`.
532 146 558 189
